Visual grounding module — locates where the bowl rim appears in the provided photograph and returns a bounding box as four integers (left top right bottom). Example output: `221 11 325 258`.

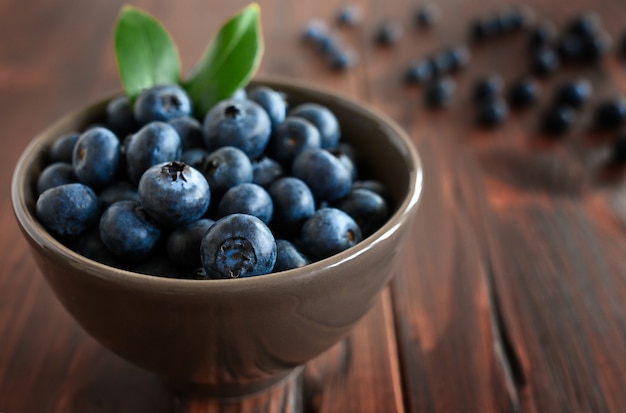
11 75 423 292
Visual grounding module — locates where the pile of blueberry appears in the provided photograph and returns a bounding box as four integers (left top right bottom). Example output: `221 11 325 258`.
34 84 390 279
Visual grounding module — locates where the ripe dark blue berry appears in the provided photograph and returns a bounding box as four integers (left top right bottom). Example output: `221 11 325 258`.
138 161 210 227
531 47 560 76
268 177 315 237
217 183 273 224
72 127 121 188
125 121 182 184
425 77 455 107
99 200 162 262
133 84 192 125
248 86 288 128
334 188 389 237
106 95 138 136
300 207 362 260
477 99 508 128
203 99 271 158
541 106 575 136
336 4 361 26
97 181 139 212
36 183 99 238
167 116 204 150
200 213 276 279
274 239 310 272
552 78 592 109
36 162 77 195
593 97 626 130
415 4 440 28
375 22 403 45
507 77 540 109
268 116 321 165
166 218 215 269
252 156 284 188
528 22 557 50
48 132 79 163
290 103 340 149
292 148 353 202
472 74 503 103
199 146 253 196
404 59 435 85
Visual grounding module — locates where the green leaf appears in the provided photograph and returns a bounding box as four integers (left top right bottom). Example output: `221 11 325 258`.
114 5 181 100
184 3 264 117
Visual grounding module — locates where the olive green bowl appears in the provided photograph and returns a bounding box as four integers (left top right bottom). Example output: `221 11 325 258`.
11 76 423 398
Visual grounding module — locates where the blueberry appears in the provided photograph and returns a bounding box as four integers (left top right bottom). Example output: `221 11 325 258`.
292 148 353 202
200 213 276 279
404 59 435 85
425 77 455 107
203 99 272 158
334 188 389 237
557 34 585 62
252 156 284 188
531 47 560 76
415 4 440 28
230 88 248 101
36 183 99 238
180 148 211 170
198 146 253 195
268 116 321 165
431 45 471 75
528 22 557 50
469 18 499 41
36 162 77 195
167 116 204 150
472 74 503 103
352 180 390 200
166 218 215 269
70 227 121 267
248 86 288 128
302 19 329 43
133 84 192 125
290 103 341 149
541 106 575 136
72 127 121 188
565 12 601 39
268 177 315 237
99 200 162 261
328 48 358 71
218 183 273 224
580 32 611 62
48 132 79 163
138 161 210 227
106 95 139 137
477 99 508 128
125 121 182 184
593 97 626 130
441 44 471 73
97 180 139 212
300 207 362 260
329 145 357 180
507 77 540 109
337 4 361 26
273 239 310 272
552 78 592 109
375 22 403 45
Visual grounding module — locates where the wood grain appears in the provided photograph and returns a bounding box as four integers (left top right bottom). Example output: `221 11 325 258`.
1 0 626 412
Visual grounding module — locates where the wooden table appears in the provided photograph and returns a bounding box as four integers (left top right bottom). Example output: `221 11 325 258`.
1 0 625 411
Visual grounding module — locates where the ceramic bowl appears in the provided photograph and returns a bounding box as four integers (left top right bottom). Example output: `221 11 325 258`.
11 77 423 398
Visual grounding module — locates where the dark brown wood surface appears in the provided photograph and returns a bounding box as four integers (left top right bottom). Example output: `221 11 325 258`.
1 0 625 412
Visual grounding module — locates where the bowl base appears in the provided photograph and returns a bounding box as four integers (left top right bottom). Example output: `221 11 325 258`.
166 365 304 401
